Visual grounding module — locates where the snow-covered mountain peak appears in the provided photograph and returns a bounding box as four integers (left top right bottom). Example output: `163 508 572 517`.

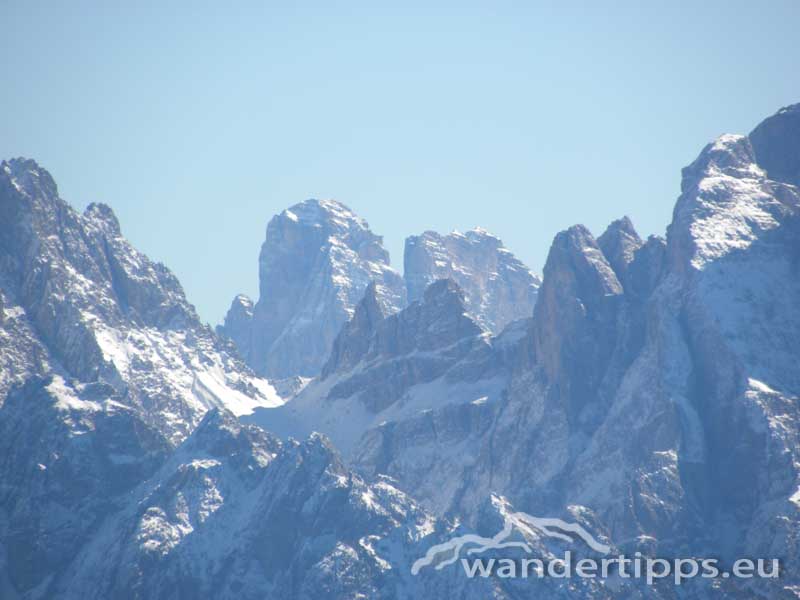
599 215 638 241
83 202 122 235
221 198 405 379
272 198 392 266
671 128 795 272
231 292 253 309
284 198 370 230
680 134 764 194
404 227 540 334
0 160 281 443
1 157 59 200
460 226 502 245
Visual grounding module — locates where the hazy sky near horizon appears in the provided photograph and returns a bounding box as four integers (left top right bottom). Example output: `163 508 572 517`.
3 1 799 323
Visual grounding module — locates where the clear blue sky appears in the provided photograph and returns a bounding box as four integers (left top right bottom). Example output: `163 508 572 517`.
2 1 799 324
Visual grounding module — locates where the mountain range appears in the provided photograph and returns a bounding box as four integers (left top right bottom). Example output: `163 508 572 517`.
2 103 800 598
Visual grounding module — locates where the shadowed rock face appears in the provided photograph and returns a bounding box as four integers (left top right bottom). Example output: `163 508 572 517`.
625 234 666 300
404 228 540 334
221 199 405 380
321 281 386 379
218 293 254 361
531 224 624 429
749 102 800 187
325 279 487 410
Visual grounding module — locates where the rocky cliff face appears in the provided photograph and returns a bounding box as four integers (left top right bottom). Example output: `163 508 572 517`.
749 103 800 187
220 199 405 380
246 278 501 462
527 124 800 599
0 159 281 442
404 228 540 333
218 293 254 364
596 215 643 283
531 224 625 431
